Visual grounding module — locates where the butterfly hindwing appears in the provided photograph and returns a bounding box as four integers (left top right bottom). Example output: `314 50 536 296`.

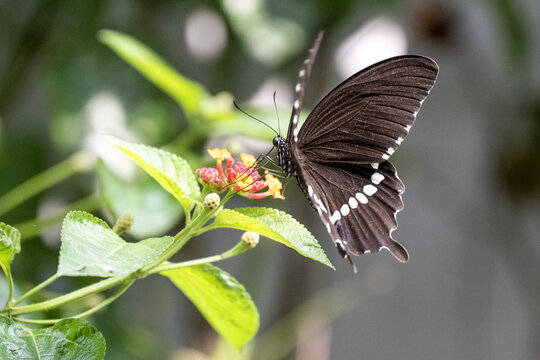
297 159 409 262
296 56 438 165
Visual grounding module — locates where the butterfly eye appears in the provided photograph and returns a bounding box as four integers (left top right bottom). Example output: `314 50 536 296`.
272 137 279 147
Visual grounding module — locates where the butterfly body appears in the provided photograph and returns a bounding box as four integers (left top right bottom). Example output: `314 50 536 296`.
274 32 438 267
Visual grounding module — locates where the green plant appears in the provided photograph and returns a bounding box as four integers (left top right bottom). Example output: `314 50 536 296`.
0 136 333 358
0 29 335 358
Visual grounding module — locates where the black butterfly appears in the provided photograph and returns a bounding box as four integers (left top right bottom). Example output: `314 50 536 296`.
272 32 438 268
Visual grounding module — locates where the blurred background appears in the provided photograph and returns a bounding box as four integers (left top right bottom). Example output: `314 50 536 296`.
1 0 539 359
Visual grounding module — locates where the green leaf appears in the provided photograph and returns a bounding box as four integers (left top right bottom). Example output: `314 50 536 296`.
212 207 334 269
97 161 183 239
108 137 201 212
58 211 174 277
161 264 258 349
0 223 21 277
98 29 209 117
0 316 106 359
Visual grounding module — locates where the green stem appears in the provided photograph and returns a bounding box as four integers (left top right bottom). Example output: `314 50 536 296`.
139 191 234 275
12 279 135 325
4 274 130 316
151 240 252 274
0 152 96 217
4 191 235 317
13 274 61 306
3 267 15 309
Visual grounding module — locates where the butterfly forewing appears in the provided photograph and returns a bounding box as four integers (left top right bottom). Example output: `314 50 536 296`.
296 56 438 165
287 31 324 145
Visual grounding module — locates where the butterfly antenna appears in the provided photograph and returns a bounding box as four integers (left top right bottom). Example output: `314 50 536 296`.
233 100 278 136
273 91 281 135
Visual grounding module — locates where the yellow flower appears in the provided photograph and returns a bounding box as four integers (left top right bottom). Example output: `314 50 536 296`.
240 153 257 168
208 148 232 161
265 172 285 199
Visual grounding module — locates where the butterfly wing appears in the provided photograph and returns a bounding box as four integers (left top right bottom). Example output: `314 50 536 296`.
286 31 323 145
295 158 409 262
297 56 438 165
279 34 438 265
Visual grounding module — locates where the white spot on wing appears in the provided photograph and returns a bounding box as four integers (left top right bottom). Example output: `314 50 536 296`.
340 204 350 216
356 192 368 204
299 69 305 77
292 114 298 125
295 83 301 92
382 154 390 160
348 196 358 209
313 193 327 213
371 163 379 169
293 100 300 109
330 210 341 224
405 125 411 132
396 137 403 145
387 147 395 155
308 185 313 196
363 184 377 196
371 172 384 185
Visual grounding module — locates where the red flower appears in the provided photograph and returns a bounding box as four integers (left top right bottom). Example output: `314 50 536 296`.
197 149 284 199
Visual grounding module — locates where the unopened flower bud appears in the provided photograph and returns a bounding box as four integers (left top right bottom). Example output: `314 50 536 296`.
203 193 220 210
112 214 135 235
70 151 96 172
241 231 259 248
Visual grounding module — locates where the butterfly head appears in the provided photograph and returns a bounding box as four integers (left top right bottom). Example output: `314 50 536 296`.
272 136 281 148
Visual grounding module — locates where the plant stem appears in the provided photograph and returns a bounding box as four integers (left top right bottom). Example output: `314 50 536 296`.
3 268 15 309
139 190 234 275
4 274 130 316
151 240 251 274
0 152 96 217
12 279 135 325
13 274 61 306
3 191 234 317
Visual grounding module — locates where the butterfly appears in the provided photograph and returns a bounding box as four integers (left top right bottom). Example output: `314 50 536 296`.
272 32 438 269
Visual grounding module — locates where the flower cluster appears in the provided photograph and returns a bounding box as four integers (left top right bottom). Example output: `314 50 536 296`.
196 148 284 199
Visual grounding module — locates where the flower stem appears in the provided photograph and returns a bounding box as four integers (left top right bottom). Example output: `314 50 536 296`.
12 279 135 325
2 190 236 318
4 274 130 316
0 152 96 217
3 268 15 309
13 273 61 306
138 190 234 275
150 240 252 274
